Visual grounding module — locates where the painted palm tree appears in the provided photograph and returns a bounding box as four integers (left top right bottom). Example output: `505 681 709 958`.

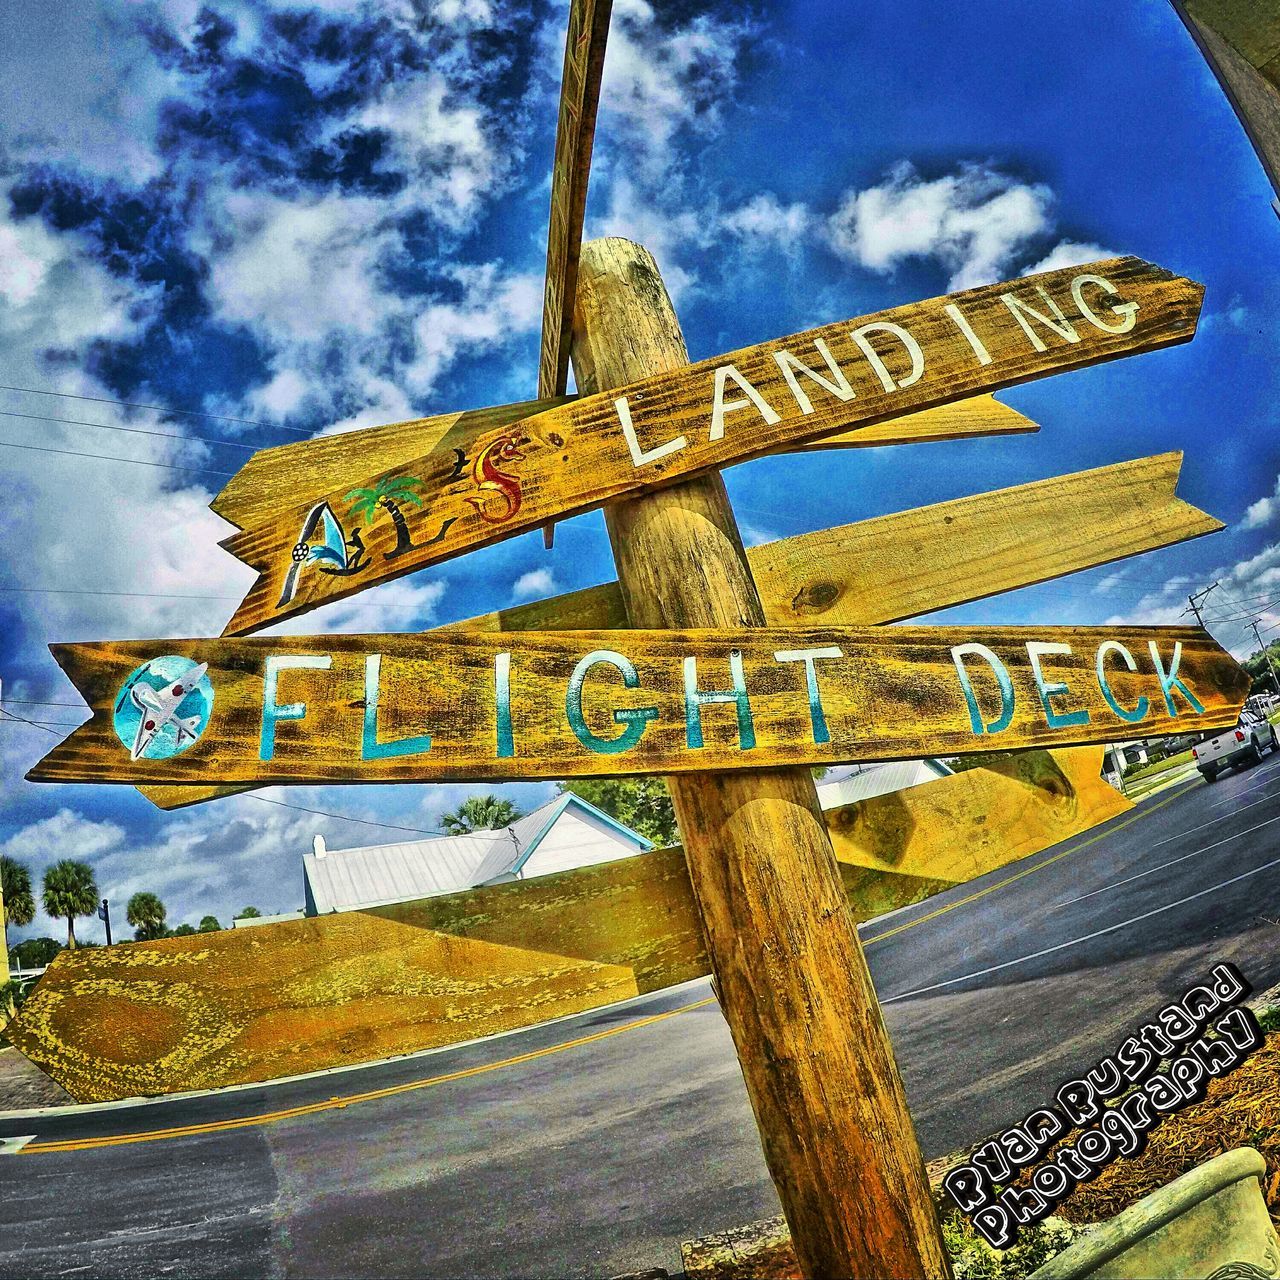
440 795 523 835
41 860 99 950
346 476 426 560
126 891 168 941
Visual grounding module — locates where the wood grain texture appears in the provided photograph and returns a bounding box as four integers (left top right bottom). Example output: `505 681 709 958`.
13 746 1129 1102
571 236 950 1279
219 256 1202 636
30 623 1246 788
537 0 612 399
139 451 1218 811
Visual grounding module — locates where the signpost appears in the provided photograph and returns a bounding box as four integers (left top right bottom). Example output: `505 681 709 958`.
14 0 1237 1268
217 257 1203 637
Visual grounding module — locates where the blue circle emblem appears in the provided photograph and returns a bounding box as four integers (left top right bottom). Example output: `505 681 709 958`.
112 656 215 761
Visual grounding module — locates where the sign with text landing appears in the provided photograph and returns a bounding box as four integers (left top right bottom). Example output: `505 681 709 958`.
218 257 1203 638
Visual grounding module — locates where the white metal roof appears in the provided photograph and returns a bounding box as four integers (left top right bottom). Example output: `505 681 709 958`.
302 794 650 915
816 758 952 810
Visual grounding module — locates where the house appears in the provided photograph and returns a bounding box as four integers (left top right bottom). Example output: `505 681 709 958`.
302 792 655 916
815 759 953 809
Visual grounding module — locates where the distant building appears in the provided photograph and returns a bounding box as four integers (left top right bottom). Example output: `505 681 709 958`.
302 792 655 916
815 759 953 809
232 910 305 929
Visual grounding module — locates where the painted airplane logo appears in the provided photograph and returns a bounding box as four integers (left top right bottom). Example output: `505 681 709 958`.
128 663 208 760
112 656 215 762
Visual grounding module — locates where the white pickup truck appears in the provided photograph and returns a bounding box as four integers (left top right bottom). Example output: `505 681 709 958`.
1193 709 1279 782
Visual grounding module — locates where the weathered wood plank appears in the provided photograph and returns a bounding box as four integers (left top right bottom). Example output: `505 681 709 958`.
537 0 612 400
137 451 1219 810
218 257 1202 636
29 624 1246 789
213 396 1031 535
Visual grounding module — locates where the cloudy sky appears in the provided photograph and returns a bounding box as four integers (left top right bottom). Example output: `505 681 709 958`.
2 0 1279 940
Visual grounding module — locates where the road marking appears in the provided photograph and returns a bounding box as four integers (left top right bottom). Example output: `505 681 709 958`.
882 849 1280 1005
12 996 716 1156
1207 760 1280 806
1049 813 1280 910
0 1135 34 1155
862 780 1198 947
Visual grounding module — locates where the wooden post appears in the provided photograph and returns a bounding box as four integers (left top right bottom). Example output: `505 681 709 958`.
570 238 952 1278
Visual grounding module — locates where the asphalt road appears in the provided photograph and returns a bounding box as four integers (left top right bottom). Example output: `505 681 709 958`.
5 754 1280 1278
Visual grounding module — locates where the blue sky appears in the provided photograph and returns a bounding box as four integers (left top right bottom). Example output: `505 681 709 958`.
2 0 1278 939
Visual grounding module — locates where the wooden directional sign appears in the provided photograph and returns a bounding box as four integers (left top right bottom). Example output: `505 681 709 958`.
218 258 1203 636
32 624 1245 788
139 451 1218 811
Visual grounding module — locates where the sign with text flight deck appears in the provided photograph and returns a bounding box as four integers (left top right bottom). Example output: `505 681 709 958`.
30 625 1246 788
216 257 1204 638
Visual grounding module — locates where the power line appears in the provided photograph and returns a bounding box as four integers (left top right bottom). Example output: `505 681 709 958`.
0 715 85 727
0 587 241 601
2 698 85 708
0 707 64 736
246 794 448 837
0 439 234 477
0 382 302 431
0 408 260 452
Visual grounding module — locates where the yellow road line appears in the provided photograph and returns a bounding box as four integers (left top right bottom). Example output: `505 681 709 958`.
864 780 1198 947
23 996 717 1155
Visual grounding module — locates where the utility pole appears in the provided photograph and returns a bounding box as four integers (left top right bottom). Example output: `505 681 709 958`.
1249 621 1280 696
1187 581 1220 627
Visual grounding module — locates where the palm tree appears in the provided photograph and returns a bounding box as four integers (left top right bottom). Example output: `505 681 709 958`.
1 857 35 1017
440 795 523 835
346 476 425 559
126 892 168 941
41 860 99 950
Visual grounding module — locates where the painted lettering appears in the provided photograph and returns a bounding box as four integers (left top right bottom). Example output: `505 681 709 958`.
684 651 756 750
1095 640 1150 724
951 643 1015 735
615 394 686 468
565 650 659 755
709 364 781 441
1148 640 1206 716
772 340 856 415
1071 274 1139 334
773 646 842 744
1001 286 1080 352
261 655 331 761
1026 641 1090 729
361 653 432 760
848 321 924 392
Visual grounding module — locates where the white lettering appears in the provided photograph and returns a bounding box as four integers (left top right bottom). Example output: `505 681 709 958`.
849 322 925 392
1001 288 1080 352
615 395 687 468
772 340 856 415
709 364 782 441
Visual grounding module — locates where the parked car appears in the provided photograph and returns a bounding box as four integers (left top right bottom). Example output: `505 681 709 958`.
1193 710 1279 782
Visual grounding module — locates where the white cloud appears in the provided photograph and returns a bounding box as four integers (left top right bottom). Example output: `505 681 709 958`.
512 567 557 600
827 161 1056 290
1241 476 1280 531
1 808 126 864
406 263 542 397
722 194 814 252
1022 240 1115 276
263 578 448 636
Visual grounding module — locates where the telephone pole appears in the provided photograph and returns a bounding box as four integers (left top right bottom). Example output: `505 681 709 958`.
1249 620 1280 696
1187 581 1220 627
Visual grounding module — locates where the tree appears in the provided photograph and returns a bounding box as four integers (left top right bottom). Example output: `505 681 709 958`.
198 915 222 933
1 857 36 1017
13 936 61 968
440 795 523 835
42 860 99 950
126 892 168 941
346 476 425 559
1 856 35 958
558 778 679 848
172 923 197 936
235 906 262 920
